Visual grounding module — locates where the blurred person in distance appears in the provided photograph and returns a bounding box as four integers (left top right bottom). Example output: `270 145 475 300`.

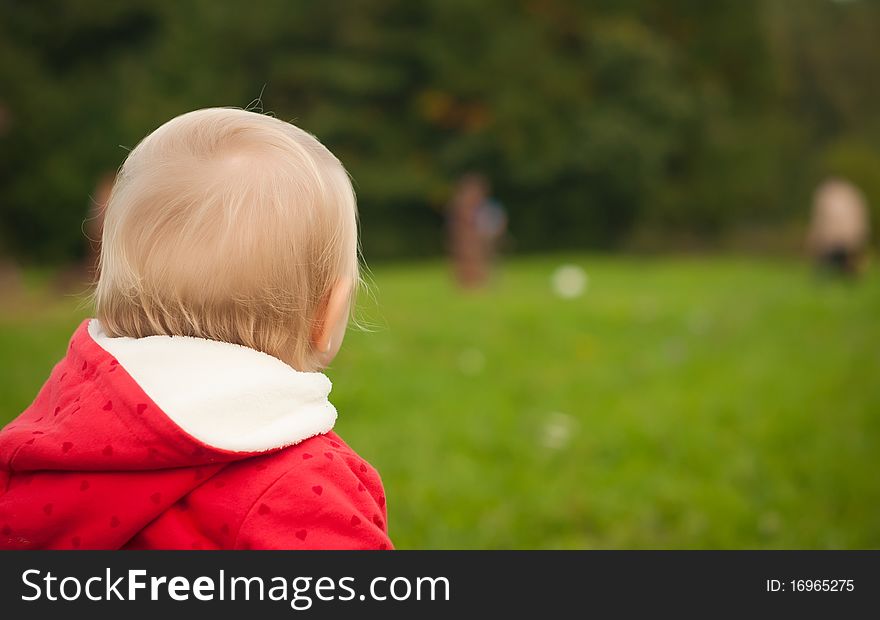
448 173 507 289
807 177 870 277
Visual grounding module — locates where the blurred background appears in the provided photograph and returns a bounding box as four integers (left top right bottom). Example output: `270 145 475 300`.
1 0 878 548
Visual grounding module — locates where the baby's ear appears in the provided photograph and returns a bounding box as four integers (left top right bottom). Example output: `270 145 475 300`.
311 278 353 354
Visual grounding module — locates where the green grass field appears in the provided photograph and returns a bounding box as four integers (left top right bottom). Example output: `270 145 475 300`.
2 255 879 548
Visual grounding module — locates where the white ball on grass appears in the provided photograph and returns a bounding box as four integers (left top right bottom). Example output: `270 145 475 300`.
551 264 588 299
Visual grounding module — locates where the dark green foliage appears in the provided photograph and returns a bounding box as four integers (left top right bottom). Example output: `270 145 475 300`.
1 0 879 261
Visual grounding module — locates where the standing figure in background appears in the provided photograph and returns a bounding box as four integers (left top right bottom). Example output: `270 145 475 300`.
448 173 507 288
807 178 870 276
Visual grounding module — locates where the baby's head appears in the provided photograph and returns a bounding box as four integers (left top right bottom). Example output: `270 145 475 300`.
94 108 359 371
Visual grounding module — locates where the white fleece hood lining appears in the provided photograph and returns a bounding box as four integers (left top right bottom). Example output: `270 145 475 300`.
87 320 337 453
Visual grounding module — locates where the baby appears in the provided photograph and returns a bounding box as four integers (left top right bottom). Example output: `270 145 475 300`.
0 108 391 550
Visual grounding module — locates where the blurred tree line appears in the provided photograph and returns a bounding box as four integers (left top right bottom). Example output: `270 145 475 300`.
1 0 879 262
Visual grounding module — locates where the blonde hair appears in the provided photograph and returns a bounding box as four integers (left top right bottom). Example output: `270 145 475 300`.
94 107 359 371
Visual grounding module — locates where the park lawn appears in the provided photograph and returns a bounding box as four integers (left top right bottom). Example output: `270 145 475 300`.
1 255 878 549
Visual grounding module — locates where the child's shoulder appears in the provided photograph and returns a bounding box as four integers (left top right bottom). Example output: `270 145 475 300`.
186 431 390 549
215 430 383 503
258 430 380 479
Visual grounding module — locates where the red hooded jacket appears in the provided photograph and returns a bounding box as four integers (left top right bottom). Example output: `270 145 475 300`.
0 319 391 550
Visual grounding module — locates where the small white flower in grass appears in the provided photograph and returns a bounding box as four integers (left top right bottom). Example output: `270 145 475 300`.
541 412 575 450
552 264 588 299
458 348 486 376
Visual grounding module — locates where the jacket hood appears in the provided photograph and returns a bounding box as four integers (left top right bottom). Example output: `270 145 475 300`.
0 319 337 548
